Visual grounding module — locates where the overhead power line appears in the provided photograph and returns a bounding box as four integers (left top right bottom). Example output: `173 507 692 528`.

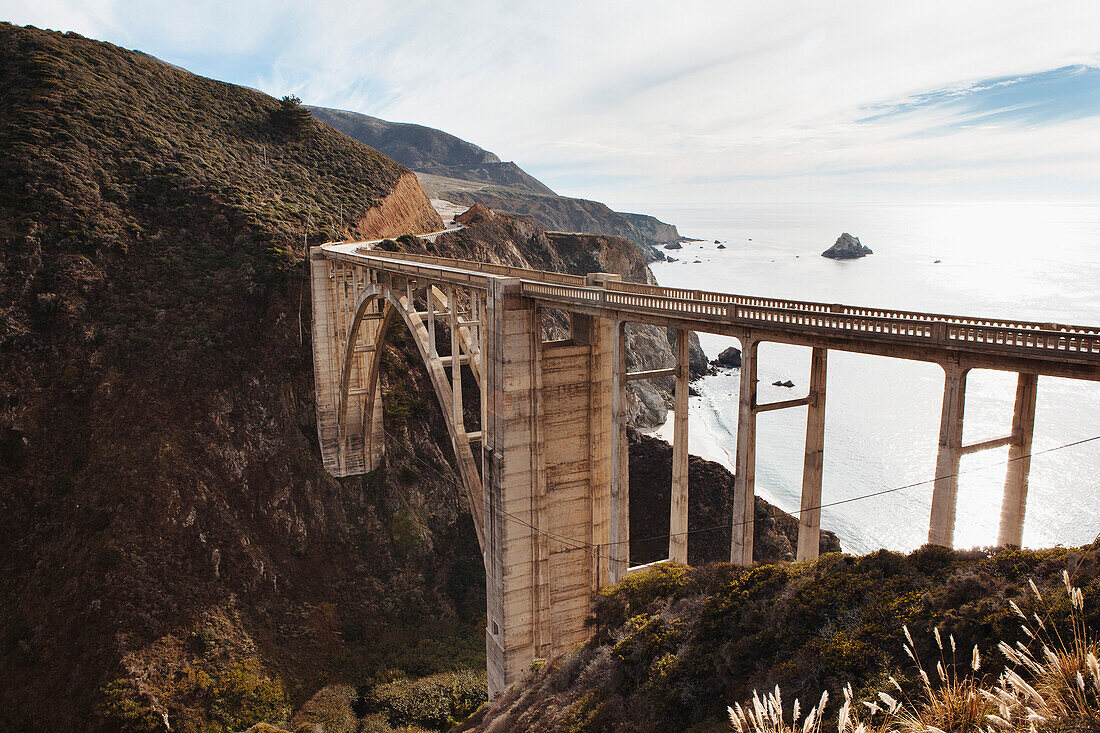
378 423 1100 565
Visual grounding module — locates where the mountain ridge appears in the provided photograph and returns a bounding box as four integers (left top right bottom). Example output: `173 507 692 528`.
308 105 687 257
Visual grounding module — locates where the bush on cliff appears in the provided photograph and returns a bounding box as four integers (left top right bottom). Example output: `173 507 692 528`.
463 543 1100 732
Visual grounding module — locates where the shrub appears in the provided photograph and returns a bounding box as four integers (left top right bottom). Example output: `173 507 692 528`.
97 680 166 732
367 669 487 729
201 660 292 731
727 573 1100 733
290 684 358 733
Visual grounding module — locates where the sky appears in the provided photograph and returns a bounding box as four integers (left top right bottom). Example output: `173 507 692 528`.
4 0 1100 208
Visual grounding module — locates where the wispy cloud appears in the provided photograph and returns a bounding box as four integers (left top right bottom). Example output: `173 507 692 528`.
3 0 1100 204
860 65 1100 132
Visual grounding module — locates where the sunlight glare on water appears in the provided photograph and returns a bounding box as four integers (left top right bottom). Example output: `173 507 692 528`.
647 202 1100 553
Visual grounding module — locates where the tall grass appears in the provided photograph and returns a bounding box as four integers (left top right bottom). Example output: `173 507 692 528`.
729 572 1099 733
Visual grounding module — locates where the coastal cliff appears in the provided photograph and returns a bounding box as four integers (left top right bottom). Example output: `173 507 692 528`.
307 105 685 255
421 179 684 257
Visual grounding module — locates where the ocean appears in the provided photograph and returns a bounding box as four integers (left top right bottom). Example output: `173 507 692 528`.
642 202 1100 554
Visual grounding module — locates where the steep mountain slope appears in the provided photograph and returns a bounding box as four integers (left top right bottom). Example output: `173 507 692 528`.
0 23 462 732
307 106 555 196
308 106 686 255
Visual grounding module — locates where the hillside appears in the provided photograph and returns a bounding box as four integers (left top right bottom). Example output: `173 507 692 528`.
0 21 460 732
465 543 1100 731
306 106 556 196
308 106 686 256
0 24 771 733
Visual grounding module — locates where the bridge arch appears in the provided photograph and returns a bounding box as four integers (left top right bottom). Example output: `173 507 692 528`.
334 281 486 550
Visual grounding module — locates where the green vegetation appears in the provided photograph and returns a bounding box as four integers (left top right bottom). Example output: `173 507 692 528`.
366 670 487 729
468 543 1100 731
97 680 166 732
98 660 290 733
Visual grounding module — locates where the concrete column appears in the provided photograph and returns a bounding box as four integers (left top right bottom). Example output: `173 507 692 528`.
797 347 828 561
998 372 1038 547
928 360 969 547
482 277 529 697
669 328 690 564
480 292 488 440
426 284 436 356
309 249 341 474
608 319 629 581
731 338 758 566
449 285 464 435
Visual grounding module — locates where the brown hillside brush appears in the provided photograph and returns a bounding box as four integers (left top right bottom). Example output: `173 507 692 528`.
729 572 1100 733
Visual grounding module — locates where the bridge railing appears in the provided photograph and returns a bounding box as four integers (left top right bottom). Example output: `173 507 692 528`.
323 247 1100 363
603 279 1100 335
521 281 1100 361
358 249 587 286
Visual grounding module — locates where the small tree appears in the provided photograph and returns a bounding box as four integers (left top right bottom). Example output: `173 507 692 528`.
271 94 312 135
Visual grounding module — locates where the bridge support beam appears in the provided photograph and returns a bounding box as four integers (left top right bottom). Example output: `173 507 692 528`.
731 338 758 566
608 319 630 581
797 347 828 561
669 329 690 564
998 372 1038 547
929 360 970 547
483 279 615 697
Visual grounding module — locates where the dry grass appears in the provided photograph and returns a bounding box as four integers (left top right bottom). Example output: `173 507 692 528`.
729 572 1100 733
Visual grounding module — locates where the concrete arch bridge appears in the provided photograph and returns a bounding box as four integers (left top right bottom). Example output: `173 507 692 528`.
309 242 1100 696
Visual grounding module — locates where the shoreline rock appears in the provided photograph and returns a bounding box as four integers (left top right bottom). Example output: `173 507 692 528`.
713 346 742 368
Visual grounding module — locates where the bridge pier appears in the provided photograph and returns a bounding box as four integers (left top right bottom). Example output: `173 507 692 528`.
929 360 969 547
929 364 1040 549
797 347 828 561
998 373 1038 547
669 328 691 564
731 338 759 566
483 278 616 695
608 318 630 582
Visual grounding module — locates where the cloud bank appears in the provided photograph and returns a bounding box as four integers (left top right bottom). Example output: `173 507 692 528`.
4 0 1100 206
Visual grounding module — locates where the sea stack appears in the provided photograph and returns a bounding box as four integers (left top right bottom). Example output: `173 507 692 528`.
822 232 873 259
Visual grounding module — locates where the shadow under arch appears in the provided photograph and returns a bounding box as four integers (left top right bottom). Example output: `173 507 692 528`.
336 282 486 551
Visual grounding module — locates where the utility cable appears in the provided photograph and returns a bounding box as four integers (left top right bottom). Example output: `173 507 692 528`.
376 419 1100 565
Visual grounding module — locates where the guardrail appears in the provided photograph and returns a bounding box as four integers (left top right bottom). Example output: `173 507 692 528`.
603 279 1100 334
520 281 1100 363
359 249 587 286
322 247 1100 365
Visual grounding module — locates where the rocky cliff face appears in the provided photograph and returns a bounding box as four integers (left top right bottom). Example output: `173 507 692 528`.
356 171 443 239
421 180 685 254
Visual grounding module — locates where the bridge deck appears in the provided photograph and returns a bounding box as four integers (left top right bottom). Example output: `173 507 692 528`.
324 245 1100 381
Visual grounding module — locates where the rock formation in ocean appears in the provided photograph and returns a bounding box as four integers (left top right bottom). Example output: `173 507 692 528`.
822 232 873 259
